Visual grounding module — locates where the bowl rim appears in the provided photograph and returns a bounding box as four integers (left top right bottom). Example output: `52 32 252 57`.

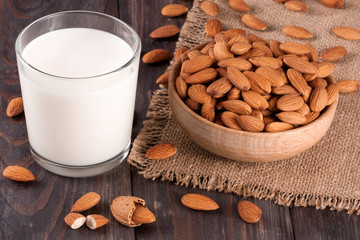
168 42 338 137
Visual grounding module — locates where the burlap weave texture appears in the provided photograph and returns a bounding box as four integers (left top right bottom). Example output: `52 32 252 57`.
128 0 360 214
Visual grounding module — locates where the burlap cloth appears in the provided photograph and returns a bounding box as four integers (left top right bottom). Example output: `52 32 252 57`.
128 0 360 214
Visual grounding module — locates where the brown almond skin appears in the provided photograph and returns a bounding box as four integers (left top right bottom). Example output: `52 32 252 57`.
276 112 306 125
156 71 170 84
132 205 156 224
181 194 219 211
2 166 35 182
317 62 334 78
142 49 172 64
309 78 328 88
150 25 179 38
326 83 339 106
305 43 319 63
277 94 304 111
227 87 241 100
284 1 308 12
205 19 222 37
237 201 262 223
296 103 311 115
65 213 86 229
188 84 212 104
309 87 328 112
255 67 286 87
319 0 344 8
332 27 360 40
86 214 109 230
279 42 310 55
243 71 272 95
185 68 217 84
252 42 273 57
176 77 188 99
242 90 269 111
222 100 252 115
207 77 233 97
320 46 347 62
224 28 246 38
228 0 250 12
161 4 188 17
183 55 214 73
185 98 200 111
282 25 312 39
201 1 219 16
221 111 243 130
283 56 317 74
272 85 300 95
201 101 216 122
286 69 312 97
71 192 101 212
6 97 24 117
218 58 252 71
269 40 285 57
146 143 177 160
249 57 282 69
241 14 267 31
174 47 188 61
265 122 294 132
237 115 265 132
337 79 360 93
303 111 320 125
227 66 251 90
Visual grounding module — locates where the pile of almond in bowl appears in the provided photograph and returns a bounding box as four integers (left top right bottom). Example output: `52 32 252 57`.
174 32 348 132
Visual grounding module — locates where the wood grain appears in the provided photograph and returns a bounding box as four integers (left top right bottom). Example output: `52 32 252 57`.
0 0 359 239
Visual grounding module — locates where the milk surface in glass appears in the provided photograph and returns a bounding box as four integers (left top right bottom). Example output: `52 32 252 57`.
18 28 138 166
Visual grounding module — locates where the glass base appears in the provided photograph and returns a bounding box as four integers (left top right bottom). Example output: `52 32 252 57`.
30 142 130 178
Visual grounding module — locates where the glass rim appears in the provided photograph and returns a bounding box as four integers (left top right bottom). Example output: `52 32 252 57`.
15 10 141 80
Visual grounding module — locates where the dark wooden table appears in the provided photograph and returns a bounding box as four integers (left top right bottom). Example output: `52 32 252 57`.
0 0 358 239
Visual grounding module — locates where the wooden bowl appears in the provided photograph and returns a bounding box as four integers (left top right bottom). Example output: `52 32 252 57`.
168 43 338 162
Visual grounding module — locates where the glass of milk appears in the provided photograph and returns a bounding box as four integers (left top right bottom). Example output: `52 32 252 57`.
15 11 141 177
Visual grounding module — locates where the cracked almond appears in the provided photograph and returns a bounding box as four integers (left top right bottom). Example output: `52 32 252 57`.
86 214 109 230
65 213 86 229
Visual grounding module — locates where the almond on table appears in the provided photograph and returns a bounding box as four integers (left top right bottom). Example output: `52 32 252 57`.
71 192 101 212
6 97 24 117
64 213 86 230
142 49 172 64
161 4 188 17
86 214 109 230
181 194 219 211
149 25 179 38
2 166 35 182
237 201 262 223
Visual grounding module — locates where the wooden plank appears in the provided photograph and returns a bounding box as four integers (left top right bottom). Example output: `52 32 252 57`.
291 207 359 240
0 1 134 239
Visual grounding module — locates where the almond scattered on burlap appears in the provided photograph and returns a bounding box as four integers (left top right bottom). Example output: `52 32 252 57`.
228 0 250 12
205 19 222 37
201 1 219 16
283 25 312 39
284 1 308 12
319 0 344 8
146 143 177 160
332 26 360 40
241 14 267 31
320 46 347 62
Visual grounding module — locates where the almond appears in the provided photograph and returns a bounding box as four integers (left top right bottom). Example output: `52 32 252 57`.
224 28 246 38
71 192 101 212
247 33 266 44
283 56 317 74
216 67 228 78
221 111 242 130
207 77 233 97
227 87 242 100
176 76 188 99
161 4 188 17
185 98 200 111
201 100 216 122
132 204 156 224
268 96 280 111
242 90 269 111
214 33 230 43
185 68 217 84
251 110 264 121
111 196 154 227
2 166 35 182
252 42 273 57
272 84 300 95
309 78 328 88
205 19 222 37
326 83 339 106
332 27 360 40
279 42 310 55
6 97 24 117
249 57 282 69
181 194 219 211
319 0 344 8
188 84 212 104
222 100 252 115
236 115 265 132
276 111 306 125
228 0 250 12
146 143 177 160
86 214 109 230
241 14 267 31
265 122 294 132
255 67 286 87
277 94 304 111
142 49 172 64
230 42 252 55
174 47 188 61
240 48 266 60
217 58 252 71
183 55 214 73
305 43 319 63
64 213 86 229
180 61 191 79
284 1 308 11
320 46 347 62
303 111 320 125
156 71 170 84
200 42 215 55
282 25 312 39
287 69 312 97
201 1 219 16
149 25 179 38
263 115 277 125
243 71 272 95
269 40 285 57
227 66 251 90
309 87 328 112
296 103 311 115
316 62 334 78
187 50 203 59
213 42 234 61
337 79 360 93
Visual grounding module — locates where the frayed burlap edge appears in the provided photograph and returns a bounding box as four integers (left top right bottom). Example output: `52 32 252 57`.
128 89 360 215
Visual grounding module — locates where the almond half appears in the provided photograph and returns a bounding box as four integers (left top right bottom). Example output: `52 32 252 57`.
86 214 109 230
181 194 219 211
64 213 86 229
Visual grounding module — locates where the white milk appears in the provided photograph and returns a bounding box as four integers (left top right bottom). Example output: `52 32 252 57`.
18 28 139 166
